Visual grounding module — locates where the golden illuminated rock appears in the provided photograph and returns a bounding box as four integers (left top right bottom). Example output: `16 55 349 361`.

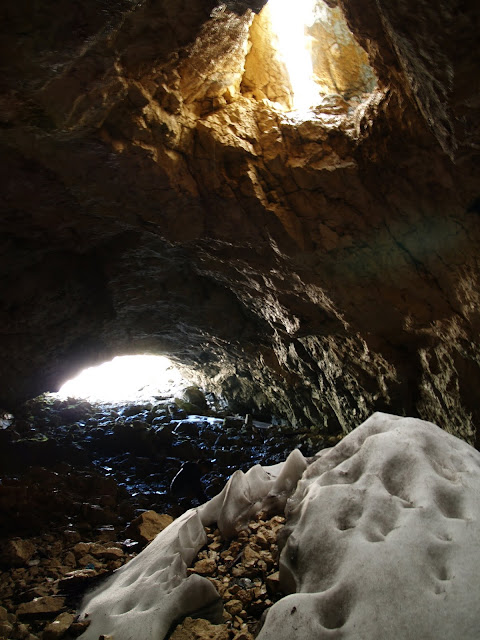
309 4 376 97
241 5 293 109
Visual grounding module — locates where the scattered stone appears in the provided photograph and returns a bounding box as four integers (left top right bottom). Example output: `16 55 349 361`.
225 600 243 616
95 547 124 561
11 622 30 639
0 621 13 636
68 620 91 637
188 514 285 638
0 399 329 640
42 612 75 640
170 616 229 640
77 554 100 569
62 530 81 546
232 633 254 640
265 572 280 595
124 511 173 544
193 557 217 576
1 538 36 566
17 596 65 617
71 543 90 558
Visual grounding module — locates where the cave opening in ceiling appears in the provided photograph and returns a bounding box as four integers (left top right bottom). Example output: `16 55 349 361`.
56 355 191 403
267 0 318 111
241 0 377 113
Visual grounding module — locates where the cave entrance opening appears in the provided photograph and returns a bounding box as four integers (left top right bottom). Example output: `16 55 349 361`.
56 355 190 403
242 0 377 113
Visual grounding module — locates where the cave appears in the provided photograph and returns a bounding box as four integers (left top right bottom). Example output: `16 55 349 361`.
2 0 480 442
1 0 479 442
1 0 480 636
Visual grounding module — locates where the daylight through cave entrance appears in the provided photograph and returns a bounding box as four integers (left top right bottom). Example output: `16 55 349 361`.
267 0 318 110
242 0 377 112
56 355 190 403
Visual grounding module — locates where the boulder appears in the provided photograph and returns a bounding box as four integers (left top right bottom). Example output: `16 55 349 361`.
0 539 36 567
42 612 75 640
17 596 65 618
181 388 208 410
124 511 174 544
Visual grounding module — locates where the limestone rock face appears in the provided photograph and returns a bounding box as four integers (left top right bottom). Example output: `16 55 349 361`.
309 4 377 97
241 5 293 109
1 0 480 445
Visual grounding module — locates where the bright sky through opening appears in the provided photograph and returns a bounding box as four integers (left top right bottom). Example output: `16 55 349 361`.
268 0 318 111
57 355 187 402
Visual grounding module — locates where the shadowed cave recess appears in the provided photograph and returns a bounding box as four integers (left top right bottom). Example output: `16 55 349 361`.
1 0 480 637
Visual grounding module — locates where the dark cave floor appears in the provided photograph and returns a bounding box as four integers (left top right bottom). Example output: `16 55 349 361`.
0 393 334 639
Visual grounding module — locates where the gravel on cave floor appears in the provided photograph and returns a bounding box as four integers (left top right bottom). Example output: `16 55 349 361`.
0 394 341 639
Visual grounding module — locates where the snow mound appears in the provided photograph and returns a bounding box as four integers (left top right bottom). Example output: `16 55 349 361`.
78 414 480 640
258 412 480 640
77 448 308 640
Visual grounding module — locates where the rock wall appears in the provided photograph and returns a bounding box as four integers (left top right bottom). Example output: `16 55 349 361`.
1 0 479 443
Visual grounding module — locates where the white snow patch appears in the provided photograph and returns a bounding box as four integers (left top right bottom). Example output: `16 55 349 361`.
259 412 480 639
78 413 480 640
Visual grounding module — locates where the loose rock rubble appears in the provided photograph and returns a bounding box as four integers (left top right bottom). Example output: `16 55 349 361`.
4 394 332 519
0 392 335 640
174 513 286 640
0 524 138 640
0 510 287 640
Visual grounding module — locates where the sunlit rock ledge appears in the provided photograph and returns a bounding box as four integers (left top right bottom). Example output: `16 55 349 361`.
77 413 480 640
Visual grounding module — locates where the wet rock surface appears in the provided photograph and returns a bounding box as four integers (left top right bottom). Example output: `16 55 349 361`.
2 395 329 518
0 394 331 639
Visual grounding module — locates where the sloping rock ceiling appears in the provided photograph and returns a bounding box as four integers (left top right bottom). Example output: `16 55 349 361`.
1 0 479 443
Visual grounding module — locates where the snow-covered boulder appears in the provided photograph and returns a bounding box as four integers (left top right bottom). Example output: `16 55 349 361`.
78 413 480 640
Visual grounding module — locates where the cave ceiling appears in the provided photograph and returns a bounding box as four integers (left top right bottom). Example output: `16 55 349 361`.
1 0 479 443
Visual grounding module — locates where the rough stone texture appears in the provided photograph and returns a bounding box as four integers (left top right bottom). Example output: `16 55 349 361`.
17 596 65 617
42 612 76 640
241 6 293 109
309 4 377 97
170 617 229 640
1 0 480 445
0 538 36 567
125 511 174 544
